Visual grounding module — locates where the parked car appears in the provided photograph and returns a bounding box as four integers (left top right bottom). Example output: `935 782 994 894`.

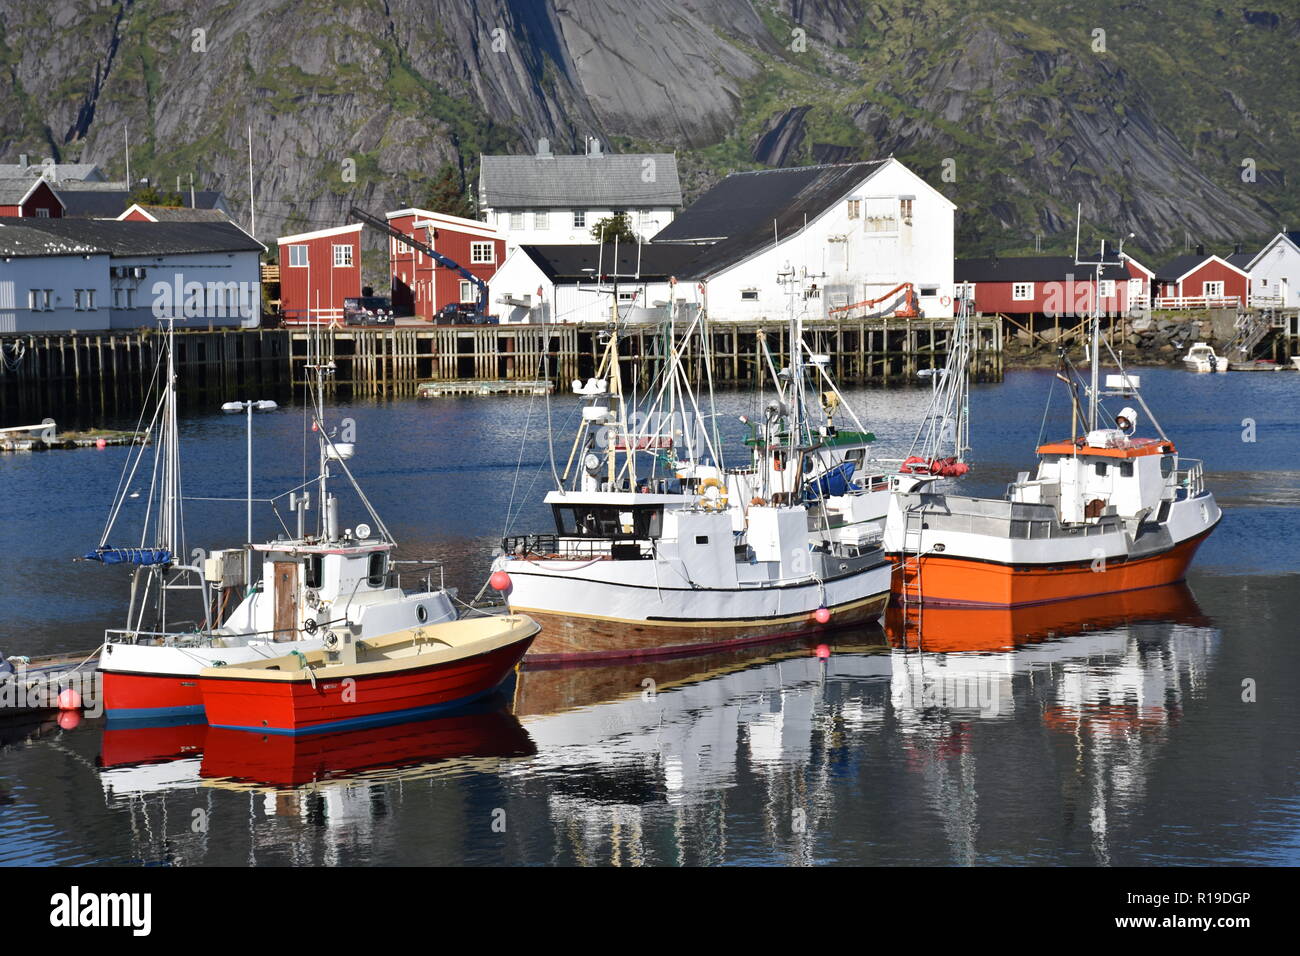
436 303 496 325
344 296 395 326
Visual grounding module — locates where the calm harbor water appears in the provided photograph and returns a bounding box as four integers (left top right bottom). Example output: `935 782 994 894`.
0 367 1296 866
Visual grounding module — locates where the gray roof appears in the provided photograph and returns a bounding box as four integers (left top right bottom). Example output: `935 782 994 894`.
0 163 105 182
0 178 59 205
519 243 706 281
0 223 102 258
655 161 889 280
0 217 264 256
127 205 234 223
58 188 227 219
479 153 681 209
955 255 1129 283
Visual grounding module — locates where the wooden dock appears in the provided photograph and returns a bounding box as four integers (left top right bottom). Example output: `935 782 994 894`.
417 380 554 398
288 316 1004 395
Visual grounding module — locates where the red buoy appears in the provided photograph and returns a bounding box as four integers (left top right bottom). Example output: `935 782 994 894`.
489 570 511 591
814 606 831 625
815 643 831 660
95 438 107 449
57 687 82 711
58 710 81 731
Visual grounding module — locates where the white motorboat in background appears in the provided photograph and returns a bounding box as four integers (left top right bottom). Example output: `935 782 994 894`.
1182 342 1227 373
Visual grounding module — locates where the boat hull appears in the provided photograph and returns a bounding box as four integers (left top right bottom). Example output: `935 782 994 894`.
200 634 534 735
100 669 209 723
887 524 1214 608
517 590 889 664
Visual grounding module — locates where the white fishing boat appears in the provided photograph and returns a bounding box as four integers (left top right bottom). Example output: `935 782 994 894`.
883 237 1221 609
91 319 455 723
492 265 891 663
1182 341 1227 373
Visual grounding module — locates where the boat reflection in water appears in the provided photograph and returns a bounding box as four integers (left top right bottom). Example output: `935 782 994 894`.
88 582 1219 865
883 582 1217 865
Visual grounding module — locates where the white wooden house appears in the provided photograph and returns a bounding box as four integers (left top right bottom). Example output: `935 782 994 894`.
479 139 682 254
1245 231 1300 308
654 158 956 320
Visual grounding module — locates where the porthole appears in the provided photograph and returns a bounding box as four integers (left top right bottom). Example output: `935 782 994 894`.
416 604 428 623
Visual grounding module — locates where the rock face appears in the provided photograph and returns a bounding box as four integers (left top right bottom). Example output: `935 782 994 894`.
0 0 1292 255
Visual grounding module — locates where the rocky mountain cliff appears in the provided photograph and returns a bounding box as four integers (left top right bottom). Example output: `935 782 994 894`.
0 0 1294 260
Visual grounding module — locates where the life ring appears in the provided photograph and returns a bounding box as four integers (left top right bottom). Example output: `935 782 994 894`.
750 496 767 506
940 295 951 306
698 477 728 512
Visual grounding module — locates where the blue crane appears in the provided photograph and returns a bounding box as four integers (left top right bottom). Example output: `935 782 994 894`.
349 206 490 319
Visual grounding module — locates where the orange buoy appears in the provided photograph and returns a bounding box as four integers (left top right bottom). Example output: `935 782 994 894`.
57 687 82 711
815 643 831 660
95 438 107 449
58 710 81 730
489 570 511 591
814 606 831 625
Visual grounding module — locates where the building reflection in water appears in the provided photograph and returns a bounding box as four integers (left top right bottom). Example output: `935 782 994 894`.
86 583 1218 865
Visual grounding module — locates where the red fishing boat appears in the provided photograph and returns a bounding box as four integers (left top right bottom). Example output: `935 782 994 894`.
199 615 539 735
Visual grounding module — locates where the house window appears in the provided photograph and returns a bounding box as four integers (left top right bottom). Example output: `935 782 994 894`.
919 285 939 297
1098 279 1115 298
572 210 586 229
73 289 83 311
289 245 308 267
459 280 474 303
470 242 495 265
804 287 821 300
85 289 96 310
617 291 636 302
899 198 914 222
35 208 50 218
955 282 975 299
1012 282 1034 301
510 212 525 230
846 200 861 219
333 244 353 268
1203 280 1224 298
638 210 650 228
534 210 549 230
740 289 759 301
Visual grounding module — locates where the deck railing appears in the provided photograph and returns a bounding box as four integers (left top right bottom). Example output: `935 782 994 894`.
1152 295 1241 310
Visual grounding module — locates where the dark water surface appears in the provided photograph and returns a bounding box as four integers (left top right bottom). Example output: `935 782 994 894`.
0 367 1296 865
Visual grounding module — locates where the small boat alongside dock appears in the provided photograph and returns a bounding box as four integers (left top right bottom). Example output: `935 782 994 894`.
198 615 539 735
416 379 553 398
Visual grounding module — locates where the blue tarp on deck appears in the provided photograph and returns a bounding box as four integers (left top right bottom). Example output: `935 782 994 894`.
83 547 173 566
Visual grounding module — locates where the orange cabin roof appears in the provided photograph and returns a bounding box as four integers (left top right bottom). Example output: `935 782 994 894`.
1036 437 1176 459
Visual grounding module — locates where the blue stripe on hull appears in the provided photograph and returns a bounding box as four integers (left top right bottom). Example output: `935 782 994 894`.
104 704 206 725
209 687 500 737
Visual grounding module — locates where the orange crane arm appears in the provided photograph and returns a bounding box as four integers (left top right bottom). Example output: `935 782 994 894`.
828 282 919 318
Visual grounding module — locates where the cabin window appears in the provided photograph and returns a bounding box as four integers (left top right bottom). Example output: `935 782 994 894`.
1094 462 1108 476
695 535 709 545
305 554 323 589
553 504 662 539
367 552 387 588
1012 282 1034 301
289 245 308 267
1119 462 1134 477
1160 455 1175 478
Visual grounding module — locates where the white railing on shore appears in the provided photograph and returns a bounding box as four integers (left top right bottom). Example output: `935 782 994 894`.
1152 295 1241 310
1248 294 1284 308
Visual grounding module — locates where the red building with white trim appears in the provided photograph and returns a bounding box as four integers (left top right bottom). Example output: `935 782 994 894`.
1153 249 1250 308
955 254 1153 315
386 208 503 320
0 178 64 218
276 224 363 324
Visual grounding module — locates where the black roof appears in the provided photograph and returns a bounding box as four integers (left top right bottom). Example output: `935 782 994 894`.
520 243 706 281
59 189 227 219
0 217 264 255
0 223 101 257
955 255 1129 283
653 161 889 279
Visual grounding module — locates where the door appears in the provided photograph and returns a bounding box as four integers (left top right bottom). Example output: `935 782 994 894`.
273 561 298 642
